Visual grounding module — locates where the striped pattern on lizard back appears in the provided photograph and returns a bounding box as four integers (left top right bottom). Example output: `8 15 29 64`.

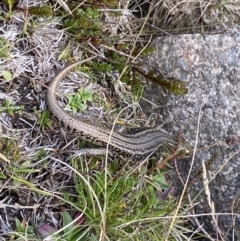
46 59 176 160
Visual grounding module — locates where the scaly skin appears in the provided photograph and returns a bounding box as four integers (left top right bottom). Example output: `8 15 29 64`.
46 57 187 160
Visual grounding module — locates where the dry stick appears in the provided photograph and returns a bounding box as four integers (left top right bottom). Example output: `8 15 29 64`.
202 159 224 240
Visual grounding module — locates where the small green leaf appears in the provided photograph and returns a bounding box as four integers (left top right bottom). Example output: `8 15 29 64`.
58 42 71 61
3 0 15 11
0 98 23 116
78 88 92 104
72 105 78 114
0 44 10 58
62 209 76 239
36 110 51 131
15 218 23 232
2 70 12 81
66 88 93 114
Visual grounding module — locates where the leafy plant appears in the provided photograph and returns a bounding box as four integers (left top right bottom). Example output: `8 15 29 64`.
0 37 10 58
66 88 93 114
14 218 36 239
69 164 180 240
133 67 188 95
0 98 23 116
63 7 103 40
92 55 144 98
36 109 51 131
2 139 20 163
28 3 53 17
61 209 88 241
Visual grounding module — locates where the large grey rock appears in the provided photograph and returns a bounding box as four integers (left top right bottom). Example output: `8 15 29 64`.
143 27 240 239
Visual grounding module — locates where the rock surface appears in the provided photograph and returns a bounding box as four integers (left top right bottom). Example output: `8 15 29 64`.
143 27 240 240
